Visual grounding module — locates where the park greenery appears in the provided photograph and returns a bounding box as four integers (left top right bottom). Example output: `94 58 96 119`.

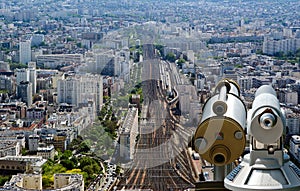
81 101 117 159
42 137 103 189
9 63 28 70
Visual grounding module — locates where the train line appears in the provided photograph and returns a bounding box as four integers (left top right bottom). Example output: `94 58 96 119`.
116 44 195 191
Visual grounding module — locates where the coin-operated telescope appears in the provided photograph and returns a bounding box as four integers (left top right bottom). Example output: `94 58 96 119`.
224 85 300 191
194 79 247 168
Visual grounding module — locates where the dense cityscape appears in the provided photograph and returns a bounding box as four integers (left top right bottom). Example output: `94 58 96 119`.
0 0 299 190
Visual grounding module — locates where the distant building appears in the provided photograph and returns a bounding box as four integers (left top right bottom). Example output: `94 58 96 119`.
19 40 31 64
27 101 47 120
0 156 46 174
0 75 14 94
7 174 42 190
15 64 36 95
195 73 206 91
286 111 300 135
119 107 138 160
54 174 84 191
57 74 103 113
238 77 252 91
17 81 32 106
28 62 37 95
0 61 10 71
95 52 115 76
0 141 21 157
81 32 103 49
278 90 298 105
0 135 25 149
53 135 67 152
37 145 55 160
28 134 39 152
177 85 198 117
31 34 44 47
290 135 300 161
15 68 29 85
36 54 83 69
263 37 300 56
3 173 84 191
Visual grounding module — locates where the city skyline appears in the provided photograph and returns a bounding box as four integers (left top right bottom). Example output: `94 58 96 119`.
0 0 299 190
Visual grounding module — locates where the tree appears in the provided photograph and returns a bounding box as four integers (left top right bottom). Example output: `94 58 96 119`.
165 52 176 62
177 58 186 68
9 63 27 70
60 159 75 170
79 157 94 168
78 142 90 153
61 150 72 160
83 165 94 175
0 176 11 186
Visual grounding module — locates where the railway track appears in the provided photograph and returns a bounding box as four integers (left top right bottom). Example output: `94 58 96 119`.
116 44 195 191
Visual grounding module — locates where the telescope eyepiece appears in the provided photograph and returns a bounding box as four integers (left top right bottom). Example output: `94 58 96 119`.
260 113 276 130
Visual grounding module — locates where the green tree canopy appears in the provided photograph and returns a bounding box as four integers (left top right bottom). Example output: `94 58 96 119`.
165 52 176 62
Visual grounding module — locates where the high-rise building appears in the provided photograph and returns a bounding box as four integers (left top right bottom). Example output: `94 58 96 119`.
57 74 103 112
19 40 31 64
17 81 32 106
16 64 36 95
28 62 37 95
15 68 29 85
95 52 115 76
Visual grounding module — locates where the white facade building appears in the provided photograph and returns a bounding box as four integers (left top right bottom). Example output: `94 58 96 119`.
57 74 103 112
15 68 29 85
19 40 31 64
28 134 39 152
3 173 84 191
285 91 298 105
119 107 138 160
286 112 300 135
28 62 37 94
36 54 83 68
263 37 300 55
17 81 32 106
0 141 21 157
37 145 55 160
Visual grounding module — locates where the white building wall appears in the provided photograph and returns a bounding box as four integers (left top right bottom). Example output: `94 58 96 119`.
287 117 300 135
19 40 31 64
16 68 29 85
57 74 103 112
285 92 298 105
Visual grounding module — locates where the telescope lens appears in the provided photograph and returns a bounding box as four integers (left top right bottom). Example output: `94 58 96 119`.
214 154 225 164
260 113 276 130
